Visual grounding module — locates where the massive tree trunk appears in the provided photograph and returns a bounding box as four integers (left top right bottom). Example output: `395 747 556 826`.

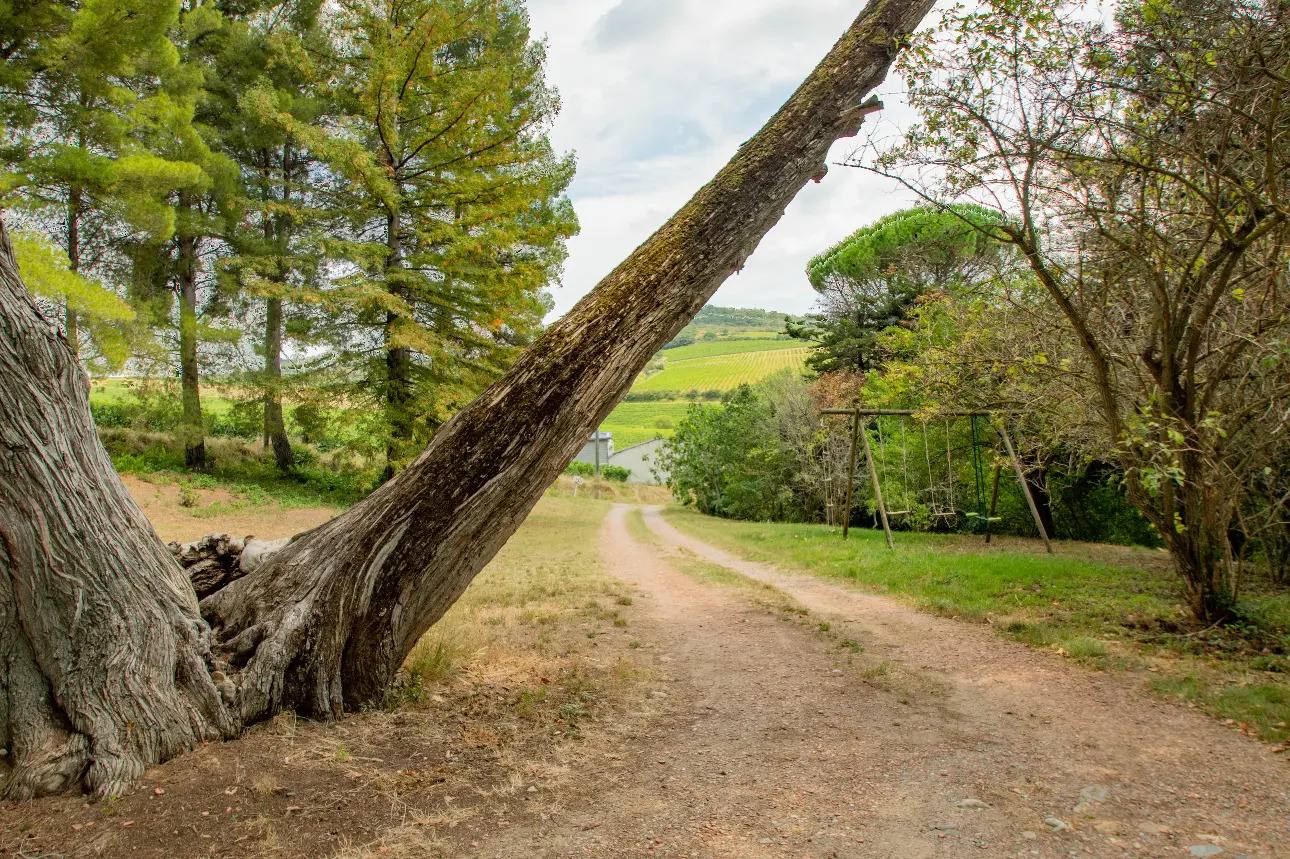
0 0 935 797
0 224 235 800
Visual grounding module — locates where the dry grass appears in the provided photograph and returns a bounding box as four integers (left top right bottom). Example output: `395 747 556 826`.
0 494 658 859
545 474 673 505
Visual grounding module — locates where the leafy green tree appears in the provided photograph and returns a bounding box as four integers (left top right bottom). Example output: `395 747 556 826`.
293 0 578 475
1 0 201 361
208 4 335 471
789 204 1007 374
875 0 1290 618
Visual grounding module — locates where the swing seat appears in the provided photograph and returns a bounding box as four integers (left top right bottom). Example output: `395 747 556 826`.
887 509 911 516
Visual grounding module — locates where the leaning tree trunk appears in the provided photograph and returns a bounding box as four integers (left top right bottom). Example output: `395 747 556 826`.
203 0 937 720
0 223 235 800
0 0 934 798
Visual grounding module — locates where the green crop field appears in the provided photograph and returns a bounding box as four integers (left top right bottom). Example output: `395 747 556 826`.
634 348 809 393
600 402 705 448
660 338 802 361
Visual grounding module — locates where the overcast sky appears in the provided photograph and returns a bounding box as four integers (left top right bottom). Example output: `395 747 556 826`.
525 0 924 319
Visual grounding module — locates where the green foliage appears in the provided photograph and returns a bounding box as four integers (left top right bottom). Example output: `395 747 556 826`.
656 385 803 521
290 0 577 472
600 465 631 483
790 205 1008 374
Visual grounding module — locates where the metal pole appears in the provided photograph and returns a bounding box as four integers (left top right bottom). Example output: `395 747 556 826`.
594 433 601 499
999 422 1052 554
842 411 860 539
985 464 1001 545
859 419 895 550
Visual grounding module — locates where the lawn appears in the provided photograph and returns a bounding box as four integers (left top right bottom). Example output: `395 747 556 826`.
661 506 1290 744
634 347 809 393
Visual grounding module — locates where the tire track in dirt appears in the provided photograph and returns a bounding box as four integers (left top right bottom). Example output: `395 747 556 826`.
473 505 1288 858
639 505 1290 858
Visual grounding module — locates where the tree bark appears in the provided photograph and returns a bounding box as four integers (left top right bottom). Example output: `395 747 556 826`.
264 144 295 471
176 200 206 469
65 185 81 359
0 222 235 800
264 301 293 470
0 0 934 797
383 208 414 481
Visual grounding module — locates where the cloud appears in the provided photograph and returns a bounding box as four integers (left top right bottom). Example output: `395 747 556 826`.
589 0 684 49
527 0 925 318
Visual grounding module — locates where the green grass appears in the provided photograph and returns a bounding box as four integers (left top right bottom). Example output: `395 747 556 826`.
661 338 803 361
89 377 238 416
661 507 1175 630
661 505 1290 743
634 348 808 393
101 429 375 508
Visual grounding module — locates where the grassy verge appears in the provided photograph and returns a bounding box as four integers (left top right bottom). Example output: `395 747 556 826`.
103 429 374 509
661 506 1290 745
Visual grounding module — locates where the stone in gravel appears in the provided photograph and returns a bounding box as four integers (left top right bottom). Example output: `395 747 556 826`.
1188 847 1224 857
1093 821 1125 835
1021 831 1038 840
1072 802 1097 815
956 798 989 809
1139 823 1170 835
1043 817 1071 832
1080 785 1111 804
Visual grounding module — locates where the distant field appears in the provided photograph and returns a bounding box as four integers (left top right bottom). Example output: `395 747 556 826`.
661 338 801 361
601 402 713 449
90 378 237 415
635 348 808 393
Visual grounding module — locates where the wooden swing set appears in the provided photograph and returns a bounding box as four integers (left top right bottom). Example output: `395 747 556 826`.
822 408 1053 554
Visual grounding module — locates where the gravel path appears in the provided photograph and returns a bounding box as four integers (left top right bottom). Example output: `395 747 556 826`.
475 505 1289 858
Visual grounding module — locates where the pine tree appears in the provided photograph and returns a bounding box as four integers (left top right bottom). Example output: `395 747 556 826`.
208 4 335 471
0 0 202 363
300 0 577 475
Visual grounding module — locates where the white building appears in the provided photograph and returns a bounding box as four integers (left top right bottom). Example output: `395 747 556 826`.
571 433 669 485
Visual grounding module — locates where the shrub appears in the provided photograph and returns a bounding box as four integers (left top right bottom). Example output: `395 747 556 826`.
565 461 595 477
601 465 632 482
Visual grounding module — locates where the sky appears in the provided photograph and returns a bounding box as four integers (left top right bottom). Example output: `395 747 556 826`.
524 0 924 319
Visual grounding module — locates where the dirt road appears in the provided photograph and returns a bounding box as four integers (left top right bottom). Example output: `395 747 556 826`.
477 504 1289 859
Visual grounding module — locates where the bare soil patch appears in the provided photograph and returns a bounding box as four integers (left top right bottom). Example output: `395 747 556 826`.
0 497 658 859
120 474 339 543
